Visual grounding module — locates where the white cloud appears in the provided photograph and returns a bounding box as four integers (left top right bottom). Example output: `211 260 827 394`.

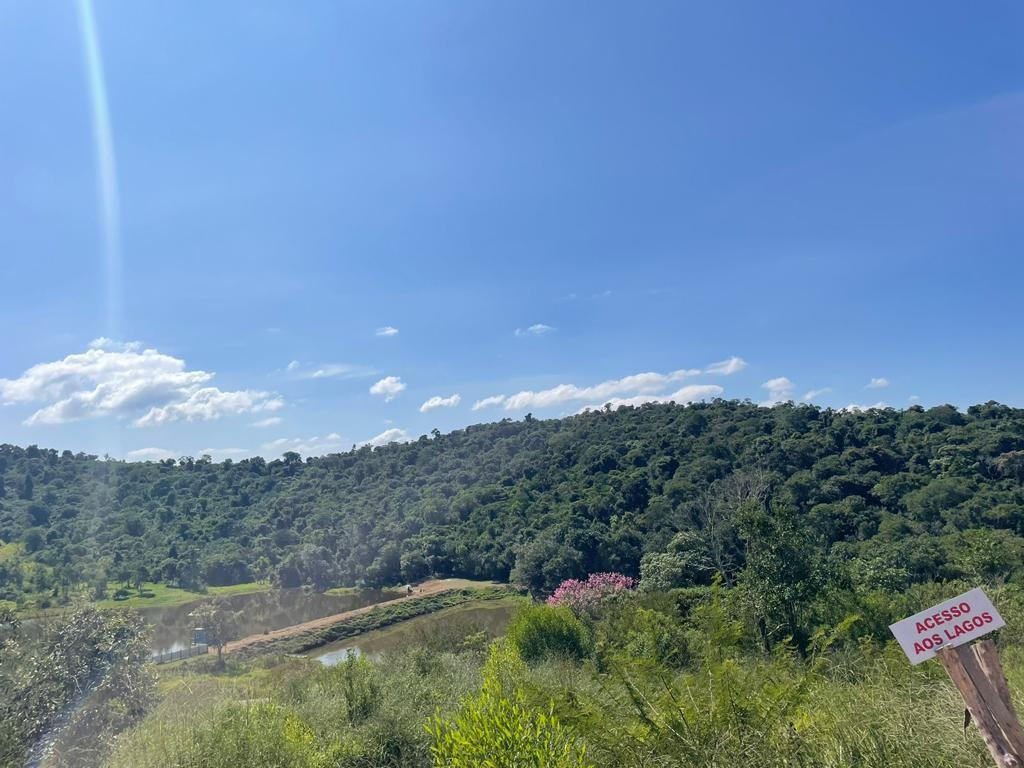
135 388 282 427
282 361 376 379
0 343 283 427
370 376 406 401
375 326 399 337
252 416 283 428
472 395 507 411
578 383 724 412
908 394 920 402
760 377 795 404
842 402 888 412
361 427 412 448
494 368 703 411
514 324 554 337
803 387 832 401
704 356 747 376
89 337 141 352
420 394 461 413
126 447 177 461
866 377 890 389
310 364 377 380
262 432 348 456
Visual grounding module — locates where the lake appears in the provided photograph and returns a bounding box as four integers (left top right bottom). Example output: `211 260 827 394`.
308 600 518 665
141 588 402 654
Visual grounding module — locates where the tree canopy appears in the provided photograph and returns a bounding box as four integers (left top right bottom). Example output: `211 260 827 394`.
1 399 1022 607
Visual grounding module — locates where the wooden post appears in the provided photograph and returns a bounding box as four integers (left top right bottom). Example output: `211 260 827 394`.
963 642 1024 757
976 640 1020 723
937 642 1024 768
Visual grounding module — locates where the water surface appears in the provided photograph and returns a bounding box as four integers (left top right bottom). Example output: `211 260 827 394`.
309 601 518 665
142 588 401 654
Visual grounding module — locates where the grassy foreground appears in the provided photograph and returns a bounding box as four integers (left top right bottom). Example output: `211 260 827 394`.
107 637 1002 768
105 587 1013 768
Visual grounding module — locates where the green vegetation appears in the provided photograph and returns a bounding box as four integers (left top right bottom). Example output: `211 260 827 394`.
3 400 1024 612
106 583 1022 768
109 649 478 768
93 580 268 609
190 597 244 665
324 586 360 596
505 604 591 663
4 401 1024 765
0 605 153 767
426 642 591 768
229 586 522 660
8 563 1024 766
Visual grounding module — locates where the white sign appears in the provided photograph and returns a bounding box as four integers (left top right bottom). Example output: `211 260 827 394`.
889 587 1005 664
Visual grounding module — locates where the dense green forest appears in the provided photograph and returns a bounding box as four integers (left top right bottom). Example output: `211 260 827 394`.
2 400 1024 609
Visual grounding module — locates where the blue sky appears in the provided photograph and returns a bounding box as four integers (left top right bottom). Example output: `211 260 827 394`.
1 1 1022 460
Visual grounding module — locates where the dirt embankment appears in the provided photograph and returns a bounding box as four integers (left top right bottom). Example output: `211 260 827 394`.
220 579 500 655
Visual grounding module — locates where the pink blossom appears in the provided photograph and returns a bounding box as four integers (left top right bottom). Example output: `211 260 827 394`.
547 572 636 613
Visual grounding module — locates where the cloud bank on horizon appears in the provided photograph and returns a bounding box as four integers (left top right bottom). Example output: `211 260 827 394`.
0 339 282 428
0 339 914 461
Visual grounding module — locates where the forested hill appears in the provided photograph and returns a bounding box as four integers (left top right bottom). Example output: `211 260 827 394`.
2 400 1024 607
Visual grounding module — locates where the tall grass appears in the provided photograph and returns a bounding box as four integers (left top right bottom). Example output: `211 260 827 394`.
542 650 992 767
110 644 999 768
107 651 483 768
108 595 1011 768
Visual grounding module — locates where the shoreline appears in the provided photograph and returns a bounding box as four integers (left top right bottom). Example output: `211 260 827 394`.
223 582 521 660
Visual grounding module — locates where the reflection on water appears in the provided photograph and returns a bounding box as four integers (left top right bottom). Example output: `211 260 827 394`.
142 588 401 654
310 602 517 665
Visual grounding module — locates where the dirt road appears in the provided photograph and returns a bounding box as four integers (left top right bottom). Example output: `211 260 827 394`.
220 578 498 655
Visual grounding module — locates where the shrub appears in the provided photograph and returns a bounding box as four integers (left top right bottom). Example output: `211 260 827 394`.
178 702 332 768
331 654 380 725
547 573 635 616
506 605 591 664
426 643 592 768
596 603 689 667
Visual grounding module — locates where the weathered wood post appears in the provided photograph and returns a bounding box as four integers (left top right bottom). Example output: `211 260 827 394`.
890 587 1022 768
937 641 1022 766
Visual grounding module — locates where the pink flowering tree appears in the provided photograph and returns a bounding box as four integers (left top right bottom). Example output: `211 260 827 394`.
547 572 636 616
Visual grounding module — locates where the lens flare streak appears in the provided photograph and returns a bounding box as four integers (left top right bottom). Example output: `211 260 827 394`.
76 0 122 338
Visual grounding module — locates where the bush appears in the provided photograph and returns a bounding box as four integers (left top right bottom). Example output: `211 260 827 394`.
175 702 332 768
110 648 483 768
547 573 635 616
426 643 592 768
506 605 591 664
596 603 689 667
0 606 152 767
